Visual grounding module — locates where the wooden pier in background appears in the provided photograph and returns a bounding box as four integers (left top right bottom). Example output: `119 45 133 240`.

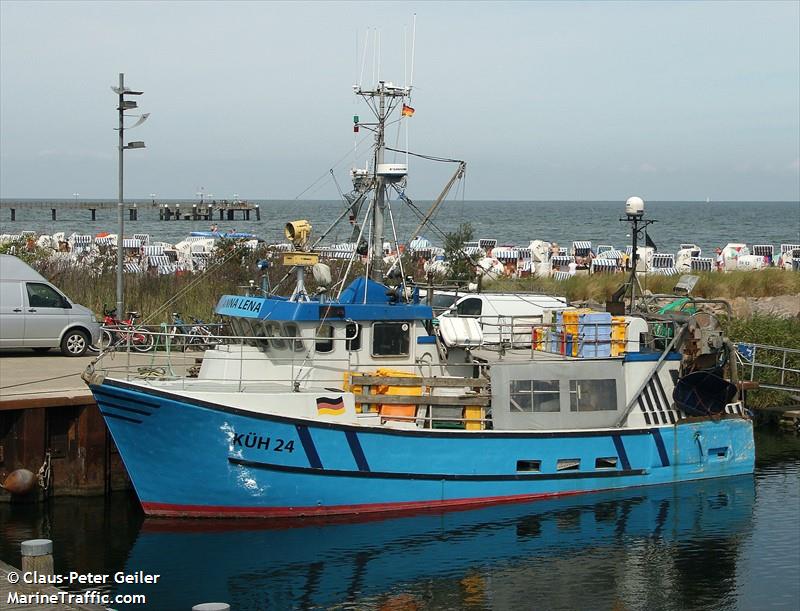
3 200 260 222
159 200 260 221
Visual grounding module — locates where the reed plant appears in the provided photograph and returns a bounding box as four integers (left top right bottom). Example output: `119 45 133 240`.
483 269 799 303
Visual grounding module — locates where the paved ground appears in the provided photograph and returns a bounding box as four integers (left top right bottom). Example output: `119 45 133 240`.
0 350 197 404
0 349 97 401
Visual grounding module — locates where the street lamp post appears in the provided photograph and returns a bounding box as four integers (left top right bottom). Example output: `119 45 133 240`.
112 73 149 317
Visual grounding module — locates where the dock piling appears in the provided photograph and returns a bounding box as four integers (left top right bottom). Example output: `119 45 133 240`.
10 208 15 221
255 204 260 221
51 208 57 221
21 539 54 576
90 208 97 221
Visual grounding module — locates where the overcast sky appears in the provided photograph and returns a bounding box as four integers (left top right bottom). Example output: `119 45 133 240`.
1 1 798 201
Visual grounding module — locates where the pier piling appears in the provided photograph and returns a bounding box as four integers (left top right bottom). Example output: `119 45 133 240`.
255 204 260 221
51 208 57 221
21 539 54 576
10 208 15 221
90 208 96 221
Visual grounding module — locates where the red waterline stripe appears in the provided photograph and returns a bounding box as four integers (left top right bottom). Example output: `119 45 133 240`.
141 488 605 519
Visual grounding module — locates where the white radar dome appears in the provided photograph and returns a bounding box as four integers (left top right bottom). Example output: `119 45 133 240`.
625 196 645 217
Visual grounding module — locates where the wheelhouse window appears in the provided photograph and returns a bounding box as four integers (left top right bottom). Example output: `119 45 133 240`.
569 379 617 412
372 322 410 357
254 321 271 351
315 324 334 353
228 317 245 338
510 379 560 413
26 283 68 308
241 318 259 347
283 323 306 352
265 322 286 350
346 322 361 351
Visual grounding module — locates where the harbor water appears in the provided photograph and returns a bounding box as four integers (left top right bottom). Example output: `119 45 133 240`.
1 199 798 254
1 429 798 610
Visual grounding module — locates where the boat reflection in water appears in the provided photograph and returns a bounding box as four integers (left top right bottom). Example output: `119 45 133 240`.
119 476 754 610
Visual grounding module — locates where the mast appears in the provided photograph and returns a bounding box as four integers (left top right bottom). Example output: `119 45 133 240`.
354 80 410 282
372 86 387 281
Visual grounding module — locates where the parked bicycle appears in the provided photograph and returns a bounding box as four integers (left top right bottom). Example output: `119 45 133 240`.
99 307 155 352
168 312 222 351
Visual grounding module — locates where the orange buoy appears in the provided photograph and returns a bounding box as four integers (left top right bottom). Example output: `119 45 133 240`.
95 231 110 238
1 469 37 496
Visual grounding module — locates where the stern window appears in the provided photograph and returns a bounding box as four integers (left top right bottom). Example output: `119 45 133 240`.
510 379 560 413
569 379 617 412
372 322 410 356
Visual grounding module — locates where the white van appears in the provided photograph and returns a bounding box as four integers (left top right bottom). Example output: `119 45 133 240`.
442 292 568 345
0 255 101 356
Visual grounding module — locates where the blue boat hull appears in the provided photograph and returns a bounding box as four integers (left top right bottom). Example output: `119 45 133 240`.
91 379 755 518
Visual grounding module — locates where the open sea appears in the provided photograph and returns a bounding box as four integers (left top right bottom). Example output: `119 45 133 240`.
0 429 798 610
1 199 798 254
1 198 799 609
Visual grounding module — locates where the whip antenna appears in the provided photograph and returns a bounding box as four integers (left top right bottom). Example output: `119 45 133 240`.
409 13 417 89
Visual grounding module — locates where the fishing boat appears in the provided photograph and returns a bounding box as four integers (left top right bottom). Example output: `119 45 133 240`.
83 77 754 519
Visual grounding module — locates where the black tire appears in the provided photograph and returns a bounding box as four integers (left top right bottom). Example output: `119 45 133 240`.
61 329 90 357
32 347 51 354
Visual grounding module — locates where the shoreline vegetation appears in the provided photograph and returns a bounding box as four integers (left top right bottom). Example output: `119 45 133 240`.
4 241 797 409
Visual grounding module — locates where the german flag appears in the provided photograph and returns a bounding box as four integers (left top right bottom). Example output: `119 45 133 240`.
401 104 415 117
316 396 345 416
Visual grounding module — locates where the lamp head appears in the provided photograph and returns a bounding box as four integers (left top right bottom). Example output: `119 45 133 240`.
284 220 312 249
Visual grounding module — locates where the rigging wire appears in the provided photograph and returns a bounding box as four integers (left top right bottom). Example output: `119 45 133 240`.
292 134 370 201
385 146 463 165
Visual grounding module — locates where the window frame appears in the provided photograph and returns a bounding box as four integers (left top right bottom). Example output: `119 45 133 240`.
456 297 483 317
283 322 306 353
25 282 69 309
315 323 334 353
568 378 618 412
371 321 411 358
510 379 560 413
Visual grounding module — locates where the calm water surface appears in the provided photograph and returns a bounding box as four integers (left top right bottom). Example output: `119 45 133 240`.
1 429 798 610
1 200 798 255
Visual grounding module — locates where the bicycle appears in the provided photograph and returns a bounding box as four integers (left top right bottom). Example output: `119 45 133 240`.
99 307 155 353
168 312 222 351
